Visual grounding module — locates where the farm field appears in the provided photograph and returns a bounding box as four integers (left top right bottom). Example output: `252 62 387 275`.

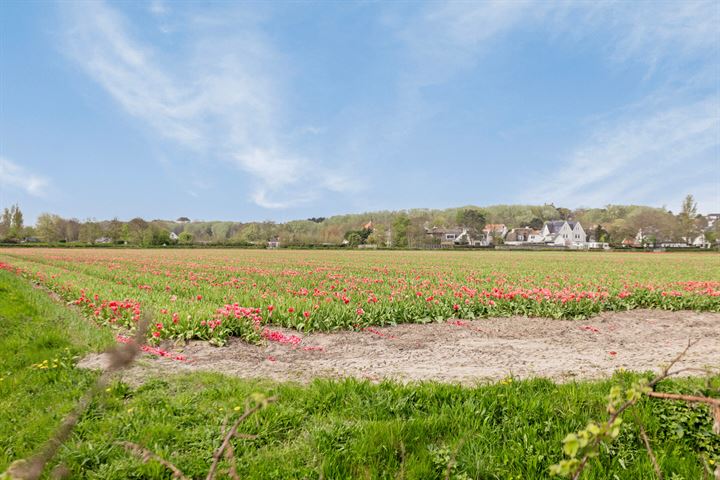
0 248 719 346
1 269 718 479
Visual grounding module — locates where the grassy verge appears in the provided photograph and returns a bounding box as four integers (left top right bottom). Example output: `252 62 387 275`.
1 270 717 479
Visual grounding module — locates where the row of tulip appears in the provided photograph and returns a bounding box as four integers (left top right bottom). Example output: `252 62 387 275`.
1 248 717 344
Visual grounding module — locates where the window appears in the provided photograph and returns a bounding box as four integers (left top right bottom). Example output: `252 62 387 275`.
445 234 455 240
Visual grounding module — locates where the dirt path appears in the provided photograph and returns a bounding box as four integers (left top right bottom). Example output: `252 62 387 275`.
79 309 720 384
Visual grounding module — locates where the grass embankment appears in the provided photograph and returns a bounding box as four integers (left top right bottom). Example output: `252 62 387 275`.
1 270 718 479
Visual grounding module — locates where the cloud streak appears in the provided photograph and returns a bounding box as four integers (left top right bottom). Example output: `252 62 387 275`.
527 95 720 210
393 0 719 211
0 157 50 197
60 1 349 208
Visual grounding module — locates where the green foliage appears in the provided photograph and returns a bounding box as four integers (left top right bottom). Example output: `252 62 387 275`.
550 376 719 478
178 231 192 244
344 227 372 246
1 270 718 479
0 271 113 471
12 196 717 248
678 194 699 244
456 208 486 233
392 214 411 248
529 217 544 230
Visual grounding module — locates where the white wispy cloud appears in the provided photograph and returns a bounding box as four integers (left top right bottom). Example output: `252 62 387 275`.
527 95 720 210
0 157 50 197
149 0 168 17
393 0 719 210
396 0 538 87
398 0 719 81
60 1 350 208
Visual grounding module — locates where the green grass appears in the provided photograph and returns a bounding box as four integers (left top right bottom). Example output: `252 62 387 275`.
1 270 718 479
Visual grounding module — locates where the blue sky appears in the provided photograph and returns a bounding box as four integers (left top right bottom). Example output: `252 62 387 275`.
1 0 718 224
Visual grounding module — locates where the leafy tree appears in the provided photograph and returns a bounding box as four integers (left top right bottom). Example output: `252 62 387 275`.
456 208 486 234
529 218 544 230
0 204 23 239
211 222 231 242
557 207 572 220
128 218 149 244
677 194 698 244
392 214 411 248
178 231 193 244
594 225 609 243
79 221 102 244
10 204 23 238
0 207 11 238
35 213 64 242
107 218 123 242
151 227 171 245
345 232 363 247
343 227 372 245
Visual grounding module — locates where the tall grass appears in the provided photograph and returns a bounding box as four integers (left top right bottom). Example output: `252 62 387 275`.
1 270 717 479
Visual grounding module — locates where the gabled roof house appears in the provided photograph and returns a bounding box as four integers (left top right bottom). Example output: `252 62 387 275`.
540 220 586 246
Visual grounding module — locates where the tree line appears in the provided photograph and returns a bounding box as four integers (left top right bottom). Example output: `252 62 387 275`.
0 195 715 247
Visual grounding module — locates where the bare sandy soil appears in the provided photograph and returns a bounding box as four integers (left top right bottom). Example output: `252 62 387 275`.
79 309 720 384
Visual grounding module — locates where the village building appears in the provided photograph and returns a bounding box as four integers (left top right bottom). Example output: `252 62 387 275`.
539 220 586 247
482 224 508 243
426 227 488 247
707 213 720 228
504 227 542 245
267 236 281 249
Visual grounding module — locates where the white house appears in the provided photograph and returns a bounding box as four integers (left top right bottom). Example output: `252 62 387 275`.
505 227 543 245
540 220 586 247
707 213 720 228
169 232 179 241
688 234 711 248
426 227 488 247
482 224 508 243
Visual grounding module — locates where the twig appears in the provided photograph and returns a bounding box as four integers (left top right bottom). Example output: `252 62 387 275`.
223 442 239 480
205 396 278 480
632 411 663 480
117 441 190 480
570 338 701 480
646 391 720 406
4 314 151 480
648 338 700 388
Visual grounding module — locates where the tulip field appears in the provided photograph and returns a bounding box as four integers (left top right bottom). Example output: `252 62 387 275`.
0 248 718 345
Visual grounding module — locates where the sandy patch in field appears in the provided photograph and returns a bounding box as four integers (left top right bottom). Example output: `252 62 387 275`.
79 310 720 384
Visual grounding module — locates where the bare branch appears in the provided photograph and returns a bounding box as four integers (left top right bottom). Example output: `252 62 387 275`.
632 411 663 480
6 314 151 480
223 442 239 480
206 396 278 480
568 338 702 480
649 338 701 388
646 391 720 406
116 441 190 480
